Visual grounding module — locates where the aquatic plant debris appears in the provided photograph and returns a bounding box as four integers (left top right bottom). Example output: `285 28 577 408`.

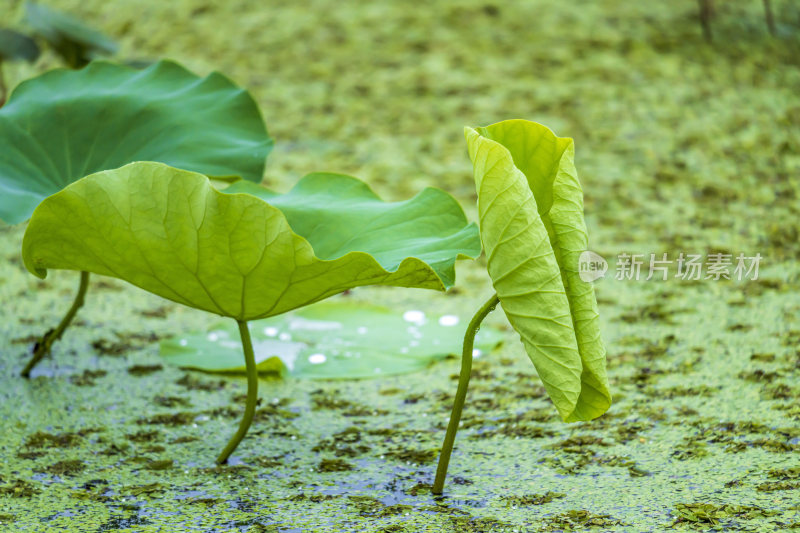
160 300 505 378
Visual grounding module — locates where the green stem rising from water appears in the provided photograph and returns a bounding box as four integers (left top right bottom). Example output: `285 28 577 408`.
217 319 259 464
433 293 499 494
22 271 90 378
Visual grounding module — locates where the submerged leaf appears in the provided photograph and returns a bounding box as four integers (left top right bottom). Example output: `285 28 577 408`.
0 59 272 224
466 119 610 422
23 162 480 321
160 301 504 379
161 301 503 379
25 2 117 66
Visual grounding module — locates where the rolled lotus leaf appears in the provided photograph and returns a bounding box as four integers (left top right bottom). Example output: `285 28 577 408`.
0 59 272 224
466 119 611 422
22 162 481 321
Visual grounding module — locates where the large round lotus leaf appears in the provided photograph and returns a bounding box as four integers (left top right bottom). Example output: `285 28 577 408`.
0 59 272 224
22 162 480 321
159 300 505 379
466 120 611 423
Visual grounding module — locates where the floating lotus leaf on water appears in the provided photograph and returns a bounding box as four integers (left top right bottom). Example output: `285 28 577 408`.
160 300 505 379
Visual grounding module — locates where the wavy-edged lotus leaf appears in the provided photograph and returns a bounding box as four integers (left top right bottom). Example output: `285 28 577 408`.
466 119 611 422
25 2 117 66
0 28 41 62
223 176 479 289
22 162 481 321
160 301 504 379
0 59 272 224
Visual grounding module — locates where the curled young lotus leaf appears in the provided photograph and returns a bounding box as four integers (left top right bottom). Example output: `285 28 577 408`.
22 162 480 321
466 119 611 422
0 59 272 224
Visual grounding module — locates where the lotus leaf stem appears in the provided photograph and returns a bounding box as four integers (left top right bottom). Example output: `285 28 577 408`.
22 271 89 378
217 320 259 464
433 293 499 495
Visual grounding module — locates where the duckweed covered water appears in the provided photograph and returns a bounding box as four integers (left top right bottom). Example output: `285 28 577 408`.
1 0 799 531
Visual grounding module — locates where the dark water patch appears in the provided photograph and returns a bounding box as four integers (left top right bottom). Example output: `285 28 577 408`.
98 442 130 456
121 482 165 497
70 368 107 386
25 428 101 448
543 510 624 530
310 389 354 410
175 373 227 391
312 426 368 458
756 480 799 492
670 502 779 528
16 450 45 460
10 335 40 344
316 458 354 472
153 395 192 408
144 459 173 471
40 459 84 476
650 384 718 399
501 491 565 507
289 492 337 503
91 338 132 356
617 303 687 324
97 514 152 531
139 306 170 318
127 364 163 376
171 435 199 444
126 429 161 443
137 411 197 426
0 478 40 498
382 447 438 465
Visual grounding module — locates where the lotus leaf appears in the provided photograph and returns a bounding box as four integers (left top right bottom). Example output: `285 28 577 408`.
23 162 479 319
433 119 610 494
466 119 610 421
0 59 272 225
